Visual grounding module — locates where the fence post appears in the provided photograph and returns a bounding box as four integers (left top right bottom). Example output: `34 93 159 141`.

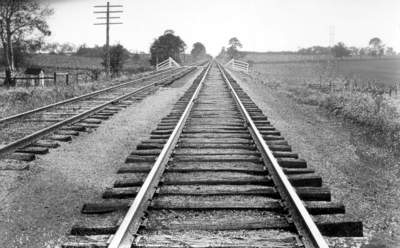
54 73 57 85
66 74 69 85
320 76 322 89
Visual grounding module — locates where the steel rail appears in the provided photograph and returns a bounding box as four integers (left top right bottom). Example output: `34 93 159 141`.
107 60 213 248
0 66 197 157
216 61 329 248
0 67 184 124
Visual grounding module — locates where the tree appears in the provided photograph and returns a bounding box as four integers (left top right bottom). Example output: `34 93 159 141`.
149 30 186 66
13 37 42 67
229 37 242 49
132 53 141 61
42 42 77 54
386 47 395 55
227 37 242 59
75 44 104 58
348 47 359 56
0 0 53 77
331 42 351 60
101 43 129 74
216 46 227 60
59 42 76 54
298 46 331 55
190 42 206 62
369 37 384 59
359 48 365 59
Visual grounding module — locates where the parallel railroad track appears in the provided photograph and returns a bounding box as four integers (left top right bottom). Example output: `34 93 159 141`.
0 62 208 162
62 60 362 248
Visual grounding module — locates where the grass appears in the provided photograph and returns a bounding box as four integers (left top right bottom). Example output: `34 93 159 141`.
245 60 400 151
26 53 152 70
335 59 400 87
0 53 158 118
27 54 102 69
240 52 400 64
0 73 144 119
232 56 400 245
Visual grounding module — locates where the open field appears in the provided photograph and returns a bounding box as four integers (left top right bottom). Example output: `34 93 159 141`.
247 58 400 151
25 54 152 71
241 52 400 65
27 54 102 69
335 59 400 86
241 53 332 63
251 58 400 88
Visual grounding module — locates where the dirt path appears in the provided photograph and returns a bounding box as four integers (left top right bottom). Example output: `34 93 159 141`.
0 70 200 248
230 70 400 248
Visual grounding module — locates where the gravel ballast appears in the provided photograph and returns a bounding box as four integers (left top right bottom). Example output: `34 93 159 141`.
0 69 200 248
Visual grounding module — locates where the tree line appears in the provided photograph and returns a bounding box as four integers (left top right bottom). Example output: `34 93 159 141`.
330 38 395 60
217 36 397 62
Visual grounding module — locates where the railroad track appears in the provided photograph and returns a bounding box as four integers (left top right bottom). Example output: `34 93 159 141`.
62 60 362 248
0 62 207 162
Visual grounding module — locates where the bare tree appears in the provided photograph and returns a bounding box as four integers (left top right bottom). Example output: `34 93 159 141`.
0 0 53 77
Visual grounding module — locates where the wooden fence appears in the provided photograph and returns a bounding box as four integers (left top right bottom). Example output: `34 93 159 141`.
0 70 103 87
307 76 399 97
0 72 70 87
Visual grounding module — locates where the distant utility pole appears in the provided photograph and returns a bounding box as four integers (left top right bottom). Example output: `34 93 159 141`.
94 2 123 78
329 26 335 47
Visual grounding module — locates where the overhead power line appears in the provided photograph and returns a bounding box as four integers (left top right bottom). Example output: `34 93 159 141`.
94 2 123 78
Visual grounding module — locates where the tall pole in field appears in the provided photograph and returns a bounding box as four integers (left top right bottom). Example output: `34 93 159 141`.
329 25 335 47
94 2 123 79
106 2 110 77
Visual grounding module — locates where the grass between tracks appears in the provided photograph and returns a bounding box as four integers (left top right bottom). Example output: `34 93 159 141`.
0 74 139 119
239 61 400 151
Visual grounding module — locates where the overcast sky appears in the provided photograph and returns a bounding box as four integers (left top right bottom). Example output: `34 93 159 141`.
42 0 400 56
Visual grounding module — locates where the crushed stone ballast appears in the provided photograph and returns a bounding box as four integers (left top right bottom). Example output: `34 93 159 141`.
0 64 207 162
62 60 362 248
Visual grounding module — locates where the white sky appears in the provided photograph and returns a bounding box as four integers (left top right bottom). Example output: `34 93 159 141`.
42 0 400 56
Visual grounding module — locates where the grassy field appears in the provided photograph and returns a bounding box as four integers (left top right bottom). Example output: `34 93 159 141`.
335 59 400 86
27 54 102 69
241 53 331 63
246 58 400 151
241 52 400 64
26 54 152 71
252 58 400 88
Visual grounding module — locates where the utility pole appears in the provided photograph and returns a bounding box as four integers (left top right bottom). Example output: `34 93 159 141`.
94 2 123 78
329 25 335 47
